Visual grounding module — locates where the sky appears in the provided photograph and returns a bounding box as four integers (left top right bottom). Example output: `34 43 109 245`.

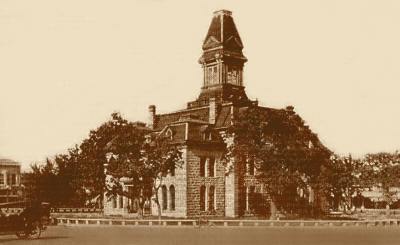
1 0 400 170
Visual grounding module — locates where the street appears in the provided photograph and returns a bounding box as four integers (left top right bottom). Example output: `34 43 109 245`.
1 225 400 245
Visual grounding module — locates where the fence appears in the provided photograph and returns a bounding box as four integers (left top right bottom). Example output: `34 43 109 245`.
55 218 400 228
51 208 102 213
0 208 23 214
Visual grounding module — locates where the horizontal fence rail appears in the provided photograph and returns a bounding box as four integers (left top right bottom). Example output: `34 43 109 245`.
51 208 103 213
55 218 400 228
0 208 23 214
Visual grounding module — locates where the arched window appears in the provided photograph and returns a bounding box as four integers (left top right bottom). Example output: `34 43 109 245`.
200 185 206 211
249 160 255 176
208 186 215 211
112 196 117 209
246 186 256 211
200 157 206 177
119 195 123 209
169 185 175 211
208 158 215 177
247 159 255 176
162 185 168 210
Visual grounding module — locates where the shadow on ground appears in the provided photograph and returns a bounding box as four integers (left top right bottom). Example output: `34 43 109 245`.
0 235 69 243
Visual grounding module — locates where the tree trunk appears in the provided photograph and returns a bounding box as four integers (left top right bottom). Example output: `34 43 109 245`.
133 197 142 217
384 187 391 218
386 204 390 217
99 191 103 209
153 187 162 222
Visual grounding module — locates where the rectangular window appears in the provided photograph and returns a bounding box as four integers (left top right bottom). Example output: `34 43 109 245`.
12 174 16 185
7 174 12 186
212 66 218 84
207 67 213 84
0 174 3 185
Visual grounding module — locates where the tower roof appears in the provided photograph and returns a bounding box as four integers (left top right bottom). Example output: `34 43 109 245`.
202 9 244 52
191 10 250 109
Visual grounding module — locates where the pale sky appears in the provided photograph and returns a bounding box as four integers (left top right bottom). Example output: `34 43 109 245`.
1 0 400 170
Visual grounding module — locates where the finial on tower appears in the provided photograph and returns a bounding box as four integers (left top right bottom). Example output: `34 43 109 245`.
213 9 232 16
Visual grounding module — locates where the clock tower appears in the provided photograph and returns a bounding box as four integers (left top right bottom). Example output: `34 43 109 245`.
188 10 250 108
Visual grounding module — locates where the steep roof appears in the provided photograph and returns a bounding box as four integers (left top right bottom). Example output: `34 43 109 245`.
202 10 244 52
153 107 209 131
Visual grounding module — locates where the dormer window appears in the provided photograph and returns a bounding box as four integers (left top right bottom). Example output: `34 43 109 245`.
166 128 173 140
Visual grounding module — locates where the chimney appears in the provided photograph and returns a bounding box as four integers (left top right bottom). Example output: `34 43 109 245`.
148 105 156 129
209 98 217 124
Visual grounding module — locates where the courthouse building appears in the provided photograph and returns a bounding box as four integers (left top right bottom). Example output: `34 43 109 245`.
104 10 322 218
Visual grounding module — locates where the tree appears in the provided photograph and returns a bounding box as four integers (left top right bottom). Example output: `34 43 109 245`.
23 112 181 213
23 159 59 205
360 152 400 212
317 154 362 213
97 112 182 219
53 146 86 207
223 105 331 218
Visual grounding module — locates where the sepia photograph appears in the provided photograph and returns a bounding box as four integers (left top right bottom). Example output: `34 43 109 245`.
1 0 400 244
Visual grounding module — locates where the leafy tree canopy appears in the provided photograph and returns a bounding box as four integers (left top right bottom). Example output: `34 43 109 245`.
224 105 331 214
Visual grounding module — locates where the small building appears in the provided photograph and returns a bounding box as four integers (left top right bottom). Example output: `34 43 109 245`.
0 158 22 204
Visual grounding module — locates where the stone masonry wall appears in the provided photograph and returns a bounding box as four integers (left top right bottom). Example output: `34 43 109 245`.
186 146 225 217
151 148 187 217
